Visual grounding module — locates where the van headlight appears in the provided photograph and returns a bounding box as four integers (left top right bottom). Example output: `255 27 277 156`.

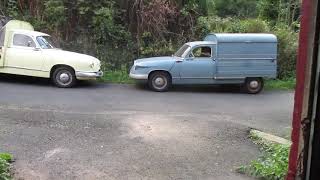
135 65 149 70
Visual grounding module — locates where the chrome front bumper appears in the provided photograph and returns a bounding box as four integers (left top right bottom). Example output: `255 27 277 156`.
129 73 148 80
76 71 103 79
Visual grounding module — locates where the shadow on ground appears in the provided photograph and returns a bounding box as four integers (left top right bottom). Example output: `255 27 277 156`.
0 73 246 94
134 83 244 94
0 73 101 88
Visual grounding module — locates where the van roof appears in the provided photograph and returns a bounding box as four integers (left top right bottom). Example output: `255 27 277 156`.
204 33 278 43
186 41 217 46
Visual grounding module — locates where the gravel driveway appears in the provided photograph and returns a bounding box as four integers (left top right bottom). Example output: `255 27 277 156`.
0 77 294 179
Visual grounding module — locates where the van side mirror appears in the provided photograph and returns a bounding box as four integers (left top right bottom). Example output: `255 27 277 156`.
175 58 183 63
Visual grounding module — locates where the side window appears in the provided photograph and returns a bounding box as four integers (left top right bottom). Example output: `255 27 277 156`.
191 46 212 58
13 34 36 48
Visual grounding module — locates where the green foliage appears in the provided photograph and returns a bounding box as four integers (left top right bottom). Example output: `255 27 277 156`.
214 0 258 17
43 0 66 30
0 0 300 81
258 0 281 21
0 154 12 163
100 69 134 84
265 78 296 90
92 6 131 47
239 135 290 180
0 153 12 180
196 17 270 37
7 0 19 18
140 32 176 57
274 24 298 79
90 3 133 70
196 16 233 37
258 0 300 26
232 18 270 33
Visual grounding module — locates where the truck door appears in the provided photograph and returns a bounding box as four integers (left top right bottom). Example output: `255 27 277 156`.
5 33 44 71
179 45 217 84
0 28 5 67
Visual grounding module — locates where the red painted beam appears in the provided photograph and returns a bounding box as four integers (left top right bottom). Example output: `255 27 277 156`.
287 0 312 179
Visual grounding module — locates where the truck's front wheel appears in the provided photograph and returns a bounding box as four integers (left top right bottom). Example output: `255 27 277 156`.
52 67 76 88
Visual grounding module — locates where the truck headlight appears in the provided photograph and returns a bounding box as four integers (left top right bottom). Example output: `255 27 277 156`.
89 62 95 68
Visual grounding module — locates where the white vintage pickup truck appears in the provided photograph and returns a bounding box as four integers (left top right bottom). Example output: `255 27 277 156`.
0 20 103 87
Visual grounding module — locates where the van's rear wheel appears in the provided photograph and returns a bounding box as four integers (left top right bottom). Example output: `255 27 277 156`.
244 78 264 94
148 72 171 92
52 67 76 88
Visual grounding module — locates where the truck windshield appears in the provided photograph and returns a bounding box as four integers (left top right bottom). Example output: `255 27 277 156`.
174 44 190 57
36 36 56 49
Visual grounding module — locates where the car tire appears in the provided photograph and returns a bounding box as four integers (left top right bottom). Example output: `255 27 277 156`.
148 71 171 92
243 78 264 94
52 67 77 88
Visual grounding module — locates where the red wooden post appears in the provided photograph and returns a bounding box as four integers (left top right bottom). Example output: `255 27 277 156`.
287 0 312 179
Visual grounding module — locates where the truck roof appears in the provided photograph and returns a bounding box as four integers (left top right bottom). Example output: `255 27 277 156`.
204 33 277 43
2 20 34 31
11 29 50 37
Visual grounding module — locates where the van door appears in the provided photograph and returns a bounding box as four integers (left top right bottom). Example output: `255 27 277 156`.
178 45 217 84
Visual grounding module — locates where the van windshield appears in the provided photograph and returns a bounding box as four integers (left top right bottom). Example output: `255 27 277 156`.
174 44 190 57
36 36 56 49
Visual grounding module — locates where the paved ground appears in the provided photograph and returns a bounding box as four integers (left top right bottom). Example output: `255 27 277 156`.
0 76 294 180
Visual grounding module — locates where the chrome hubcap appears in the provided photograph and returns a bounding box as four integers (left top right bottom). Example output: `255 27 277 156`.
153 75 167 90
56 71 72 85
249 81 259 89
155 77 165 87
59 73 70 83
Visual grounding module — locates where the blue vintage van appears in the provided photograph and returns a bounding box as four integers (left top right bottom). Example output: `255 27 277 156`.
129 33 278 94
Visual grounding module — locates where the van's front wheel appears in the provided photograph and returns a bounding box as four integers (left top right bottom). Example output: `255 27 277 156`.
52 67 76 88
148 71 171 92
244 78 264 94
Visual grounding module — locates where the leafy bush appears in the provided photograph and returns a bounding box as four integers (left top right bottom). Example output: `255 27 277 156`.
196 16 234 38
274 24 298 79
0 153 12 180
239 134 290 180
0 154 12 163
140 32 176 57
196 17 270 36
231 18 270 33
250 144 289 179
214 0 258 18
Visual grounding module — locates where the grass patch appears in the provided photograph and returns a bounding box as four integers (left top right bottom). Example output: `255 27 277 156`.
265 78 296 90
0 153 12 180
100 70 133 84
238 132 290 180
